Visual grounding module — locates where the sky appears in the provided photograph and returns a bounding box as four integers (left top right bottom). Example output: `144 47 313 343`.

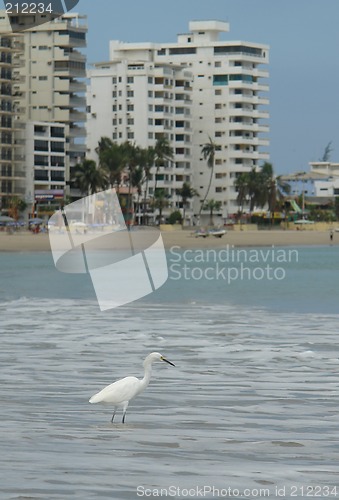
74 0 339 175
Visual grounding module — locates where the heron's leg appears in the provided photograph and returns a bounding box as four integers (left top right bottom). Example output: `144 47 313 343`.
122 403 129 424
111 409 116 423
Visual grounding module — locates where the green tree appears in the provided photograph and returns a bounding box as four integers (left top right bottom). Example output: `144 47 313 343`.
140 146 155 224
8 197 27 220
320 141 333 162
202 199 222 226
176 182 197 225
152 135 174 195
168 210 183 225
153 188 170 224
234 173 249 216
96 138 124 191
199 136 217 215
335 197 339 221
72 159 107 196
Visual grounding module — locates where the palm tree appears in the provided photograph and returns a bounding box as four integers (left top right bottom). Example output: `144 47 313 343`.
96 138 124 191
152 135 174 195
234 173 249 217
202 199 222 226
120 141 141 225
153 188 170 224
72 159 107 196
8 196 27 221
130 165 144 224
199 136 217 215
177 182 197 225
140 146 155 225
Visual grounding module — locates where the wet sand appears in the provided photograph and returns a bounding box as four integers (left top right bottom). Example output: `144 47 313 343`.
0 229 337 252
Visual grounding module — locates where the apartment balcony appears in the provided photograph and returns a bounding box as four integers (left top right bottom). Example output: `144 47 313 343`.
229 122 269 133
228 81 269 93
228 53 268 63
54 94 85 108
54 67 86 79
69 95 86 107
54 33 87 50
229 108 269 120
54 79 86 93
69 110 86 122
69 143 86 153
229 95 270 107
54 94 70 107
228 136 269 147
230 150 268 161
69 125 86 138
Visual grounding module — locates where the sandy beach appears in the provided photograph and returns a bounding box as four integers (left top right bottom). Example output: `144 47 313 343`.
0 228 337 252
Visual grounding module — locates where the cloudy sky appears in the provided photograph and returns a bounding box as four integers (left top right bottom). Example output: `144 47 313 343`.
76 0 339 174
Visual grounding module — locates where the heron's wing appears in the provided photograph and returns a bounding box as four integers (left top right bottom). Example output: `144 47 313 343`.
89 376 140 405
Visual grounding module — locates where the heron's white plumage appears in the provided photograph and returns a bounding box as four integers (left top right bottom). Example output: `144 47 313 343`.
89 376 142 405
89 352 175 423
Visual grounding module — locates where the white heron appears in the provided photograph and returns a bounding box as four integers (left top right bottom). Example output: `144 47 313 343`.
89 352 175 423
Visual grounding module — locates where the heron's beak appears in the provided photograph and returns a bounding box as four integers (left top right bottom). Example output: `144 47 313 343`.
161 356 175 367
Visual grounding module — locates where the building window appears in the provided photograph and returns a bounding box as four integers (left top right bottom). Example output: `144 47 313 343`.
51 142 65 153
213 74 228 86
34 140 49 151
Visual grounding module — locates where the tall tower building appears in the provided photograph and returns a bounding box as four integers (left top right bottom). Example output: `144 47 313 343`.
0 11 87 213
0 30 25 213
104 20 269 218
14 13 87 189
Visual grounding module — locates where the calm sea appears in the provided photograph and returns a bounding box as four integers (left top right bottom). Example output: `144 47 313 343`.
1 245 339 499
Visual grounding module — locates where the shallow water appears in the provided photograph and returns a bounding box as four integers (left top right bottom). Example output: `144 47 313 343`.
1 248 339 499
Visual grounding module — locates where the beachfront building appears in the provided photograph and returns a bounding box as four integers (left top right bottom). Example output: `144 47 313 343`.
87 60 194 223
99 20 270 219
25 121 66 217
280 168 339 211
0 29 25 214
0 11 87 204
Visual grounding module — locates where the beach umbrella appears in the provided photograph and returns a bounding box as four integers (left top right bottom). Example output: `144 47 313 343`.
72 221 87 227
29 217 44 225
0 215 15 222
0 215 15 224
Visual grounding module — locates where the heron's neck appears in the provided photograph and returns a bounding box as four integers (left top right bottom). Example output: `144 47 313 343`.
140 363 152 391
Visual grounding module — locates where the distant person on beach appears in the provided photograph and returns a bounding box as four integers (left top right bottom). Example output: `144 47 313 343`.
330 230 334 244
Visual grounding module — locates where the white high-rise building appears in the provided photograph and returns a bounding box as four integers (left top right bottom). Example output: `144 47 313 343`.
0 11 87 212
87 60 194 222
96 20 269 219
0 30 25 213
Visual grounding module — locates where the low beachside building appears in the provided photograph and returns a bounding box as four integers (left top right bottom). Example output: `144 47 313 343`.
280 167 339 208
